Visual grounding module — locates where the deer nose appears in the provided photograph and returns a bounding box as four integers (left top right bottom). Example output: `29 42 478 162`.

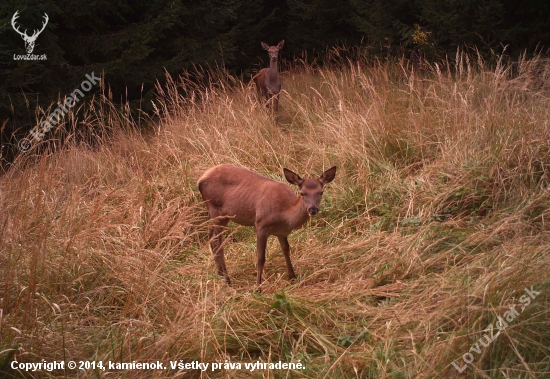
271 56 277 61
308 207 319 216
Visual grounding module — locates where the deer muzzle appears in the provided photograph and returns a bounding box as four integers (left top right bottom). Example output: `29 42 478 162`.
308 207 319 216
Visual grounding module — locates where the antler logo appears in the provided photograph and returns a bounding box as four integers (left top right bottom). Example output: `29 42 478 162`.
11 11 49 54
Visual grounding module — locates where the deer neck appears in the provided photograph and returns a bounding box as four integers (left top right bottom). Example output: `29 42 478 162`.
287 196 310 229
268 60 279 82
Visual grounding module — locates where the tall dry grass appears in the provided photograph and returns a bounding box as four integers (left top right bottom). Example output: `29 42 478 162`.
1 50 550 378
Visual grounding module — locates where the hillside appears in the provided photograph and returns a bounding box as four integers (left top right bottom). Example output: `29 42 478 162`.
1 53 550 378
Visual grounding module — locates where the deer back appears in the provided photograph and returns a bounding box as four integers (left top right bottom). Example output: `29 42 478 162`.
198 164 297 227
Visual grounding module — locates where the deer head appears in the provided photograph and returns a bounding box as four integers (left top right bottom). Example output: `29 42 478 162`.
284 166 336 216
11 11 49 54
261 40 284 62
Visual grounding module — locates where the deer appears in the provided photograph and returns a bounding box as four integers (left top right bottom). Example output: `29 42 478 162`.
252 40 284 112
197 164 336 291
11 11 49 54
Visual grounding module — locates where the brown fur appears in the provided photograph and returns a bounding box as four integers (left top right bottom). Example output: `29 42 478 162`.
197 164 336 290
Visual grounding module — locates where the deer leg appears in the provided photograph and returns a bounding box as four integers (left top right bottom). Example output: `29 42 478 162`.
278 236 296 280
209 218 230 284
264 89 275 109
256 229 269 291
259 85 270 109
273 93 279 113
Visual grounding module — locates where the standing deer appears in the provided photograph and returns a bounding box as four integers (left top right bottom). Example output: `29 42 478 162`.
11 11 49 54
198 164 336 290
253 40 284 112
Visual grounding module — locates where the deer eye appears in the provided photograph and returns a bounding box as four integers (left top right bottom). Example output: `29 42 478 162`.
300 192 305 196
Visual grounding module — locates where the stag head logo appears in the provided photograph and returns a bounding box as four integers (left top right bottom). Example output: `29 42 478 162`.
11 11 49 54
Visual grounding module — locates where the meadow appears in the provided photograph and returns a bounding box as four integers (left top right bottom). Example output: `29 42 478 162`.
1 50 550 378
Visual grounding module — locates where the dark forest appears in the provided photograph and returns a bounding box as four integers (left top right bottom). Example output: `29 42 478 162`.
1 0 549 163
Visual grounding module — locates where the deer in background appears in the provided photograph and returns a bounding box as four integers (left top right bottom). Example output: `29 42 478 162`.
11 11 49 54
198 164 336 291
253 40 285 112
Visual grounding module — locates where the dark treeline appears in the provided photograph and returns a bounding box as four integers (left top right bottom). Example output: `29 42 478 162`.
1 0 549 164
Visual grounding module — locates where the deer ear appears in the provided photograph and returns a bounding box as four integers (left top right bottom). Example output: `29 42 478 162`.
261 42 269 50
319 166 336 185
283 168 303 186
277 40 285 49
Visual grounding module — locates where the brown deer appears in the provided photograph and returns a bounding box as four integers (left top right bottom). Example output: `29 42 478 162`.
198 164 336 290
253 40 284 112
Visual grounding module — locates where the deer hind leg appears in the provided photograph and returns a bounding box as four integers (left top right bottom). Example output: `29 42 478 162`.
208 217 231 284
255 229 269 291
278 236 296 280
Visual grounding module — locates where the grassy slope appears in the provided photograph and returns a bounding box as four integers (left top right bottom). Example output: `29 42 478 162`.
1 54 550 378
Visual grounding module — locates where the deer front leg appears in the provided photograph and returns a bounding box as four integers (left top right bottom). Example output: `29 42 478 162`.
256 230 269 291
278 236 296 280
273 93 279 113
264 93 272 109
